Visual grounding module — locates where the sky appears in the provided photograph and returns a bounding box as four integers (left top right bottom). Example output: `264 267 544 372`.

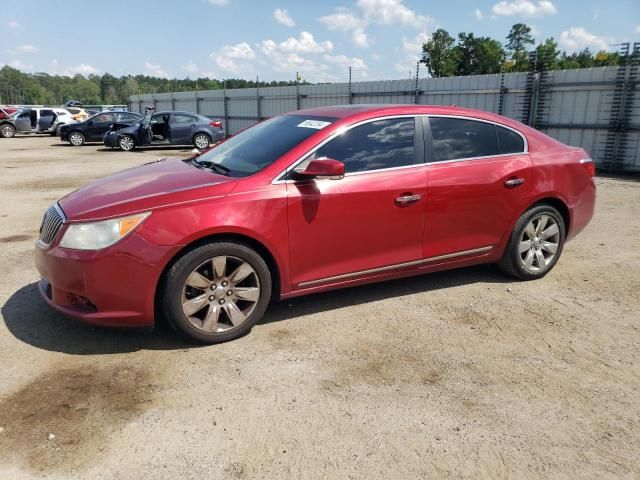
1 0 639 82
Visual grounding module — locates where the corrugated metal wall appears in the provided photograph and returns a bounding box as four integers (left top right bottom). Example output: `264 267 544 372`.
129 66 640 172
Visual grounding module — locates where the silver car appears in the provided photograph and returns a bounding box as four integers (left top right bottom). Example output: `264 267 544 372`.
13 107 77 136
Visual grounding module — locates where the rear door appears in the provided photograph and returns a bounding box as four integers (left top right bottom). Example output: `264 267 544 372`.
423 116 534 259
286 116 427 287
169 113 196 144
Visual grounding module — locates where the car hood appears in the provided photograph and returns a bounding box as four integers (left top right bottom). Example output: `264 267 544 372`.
59 158 237 221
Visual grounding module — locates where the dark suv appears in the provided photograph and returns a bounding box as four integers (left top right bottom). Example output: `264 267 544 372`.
60 111 142 146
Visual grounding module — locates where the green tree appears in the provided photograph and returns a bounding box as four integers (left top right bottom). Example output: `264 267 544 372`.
454 33 505 75
506 23 535 71
420 28 459 77
535 38 560 70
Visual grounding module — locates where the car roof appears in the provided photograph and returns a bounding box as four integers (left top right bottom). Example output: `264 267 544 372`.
289 104 526 129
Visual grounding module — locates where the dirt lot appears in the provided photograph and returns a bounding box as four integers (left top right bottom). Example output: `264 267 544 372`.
0 135 638 479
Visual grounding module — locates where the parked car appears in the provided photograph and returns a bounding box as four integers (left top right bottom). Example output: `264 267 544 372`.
35 105 596 344
103 111 224 151
0 107 18 138
12 107 76 136
65 107 90 122
60 111 142 146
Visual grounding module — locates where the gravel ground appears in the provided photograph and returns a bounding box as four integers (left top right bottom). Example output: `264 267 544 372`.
0 135 638 480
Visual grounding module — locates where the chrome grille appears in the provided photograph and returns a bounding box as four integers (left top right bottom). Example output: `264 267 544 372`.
39 203 66 245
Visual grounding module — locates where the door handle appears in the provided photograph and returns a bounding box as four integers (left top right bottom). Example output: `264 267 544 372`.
504 177 525 188
395 194 422 206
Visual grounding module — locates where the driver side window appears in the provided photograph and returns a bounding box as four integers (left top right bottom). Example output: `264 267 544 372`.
303 117 417 174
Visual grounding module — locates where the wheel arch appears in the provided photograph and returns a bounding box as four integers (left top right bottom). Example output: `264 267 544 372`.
498 194 571 258
153 232 282 320
526 196 571 233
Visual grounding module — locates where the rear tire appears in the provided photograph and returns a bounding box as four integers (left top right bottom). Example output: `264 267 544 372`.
498 204 566 280
160 242 272 344
193 133 211 150
68 132 85 146
0 124 16 138
119 135 135 151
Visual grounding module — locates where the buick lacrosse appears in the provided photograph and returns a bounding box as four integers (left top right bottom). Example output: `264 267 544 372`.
35 105 596 343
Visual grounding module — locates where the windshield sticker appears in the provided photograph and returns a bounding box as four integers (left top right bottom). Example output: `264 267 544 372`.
297 119 331 129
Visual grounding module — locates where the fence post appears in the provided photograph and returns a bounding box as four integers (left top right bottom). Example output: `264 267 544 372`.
295 71 301 110
171 93 176 111
414 62 420 104
195 89 200 114
522 51 538 126
498 67 506 115
256 76 261 121
348 67 353 105
223 80 229 138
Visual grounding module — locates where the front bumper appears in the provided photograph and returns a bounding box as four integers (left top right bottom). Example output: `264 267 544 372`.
35 231 179 327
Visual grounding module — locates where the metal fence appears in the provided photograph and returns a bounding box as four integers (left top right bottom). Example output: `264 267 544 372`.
129 58 640 173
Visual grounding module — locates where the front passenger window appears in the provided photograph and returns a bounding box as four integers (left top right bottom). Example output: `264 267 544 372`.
312 117 416 174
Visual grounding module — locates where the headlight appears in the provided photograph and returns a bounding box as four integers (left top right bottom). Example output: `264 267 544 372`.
59 212 150 250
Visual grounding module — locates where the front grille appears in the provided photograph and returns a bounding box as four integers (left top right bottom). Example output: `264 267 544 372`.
39 203 66 245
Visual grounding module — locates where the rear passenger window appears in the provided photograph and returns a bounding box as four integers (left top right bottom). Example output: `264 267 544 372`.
429 117 498 162
497 125 525 154
172 114 196 124
313 117 416 173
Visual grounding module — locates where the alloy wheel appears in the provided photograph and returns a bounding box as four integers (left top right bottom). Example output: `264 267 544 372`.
181 255 260 333
69 133 84 146
119 136 134 151
1 125 15 138
194 134 210 149
518 214 560 273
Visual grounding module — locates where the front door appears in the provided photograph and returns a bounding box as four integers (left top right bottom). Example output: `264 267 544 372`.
286 116 427 287
423 116 535 258
15 111 32 132
87 112 117 141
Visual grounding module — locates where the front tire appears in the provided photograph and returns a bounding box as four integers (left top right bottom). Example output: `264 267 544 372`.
119 135 135 151
193 133 211 150
68 132 85 146
499 204 566 280
160 242 272 344
1 124 16 138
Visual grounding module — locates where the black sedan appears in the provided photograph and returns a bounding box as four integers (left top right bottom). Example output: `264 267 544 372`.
60 111 142 146
104 111 224 151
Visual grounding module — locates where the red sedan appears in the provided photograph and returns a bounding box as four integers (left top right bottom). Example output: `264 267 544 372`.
35 105 596 343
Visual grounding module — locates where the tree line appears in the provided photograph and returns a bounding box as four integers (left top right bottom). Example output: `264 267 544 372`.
0 68 302 106
421 23 620 77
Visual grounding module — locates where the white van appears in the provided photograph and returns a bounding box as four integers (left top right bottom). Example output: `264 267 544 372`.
13 108 76 136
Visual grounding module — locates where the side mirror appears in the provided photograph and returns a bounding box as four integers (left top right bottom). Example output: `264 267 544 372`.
87 120 93 126
294 158 345 180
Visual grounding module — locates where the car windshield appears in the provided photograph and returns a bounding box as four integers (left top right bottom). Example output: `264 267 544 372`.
193 115 336 178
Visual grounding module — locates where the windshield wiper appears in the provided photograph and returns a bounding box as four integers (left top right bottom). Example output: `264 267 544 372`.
193 159 231 176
